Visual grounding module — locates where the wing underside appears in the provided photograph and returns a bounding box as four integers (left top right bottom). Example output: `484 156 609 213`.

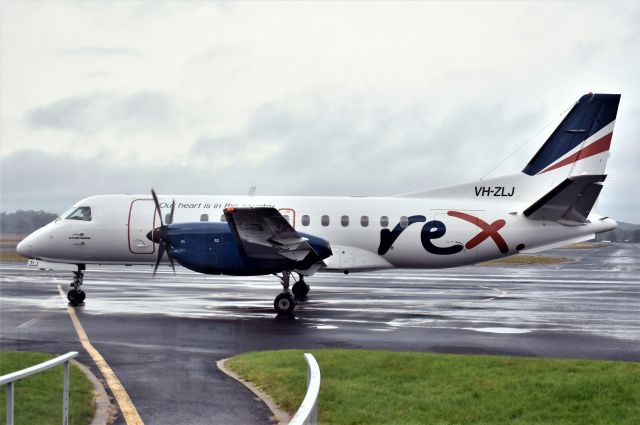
224 207 316 261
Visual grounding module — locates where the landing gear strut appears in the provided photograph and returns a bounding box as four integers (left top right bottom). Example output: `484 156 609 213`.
274 271 296 315
67 265 86 305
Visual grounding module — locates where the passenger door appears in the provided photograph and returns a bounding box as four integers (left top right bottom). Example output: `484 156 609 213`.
128 199 157 254
278 208 296 227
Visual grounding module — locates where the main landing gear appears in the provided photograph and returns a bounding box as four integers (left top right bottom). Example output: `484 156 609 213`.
273 271 311 315
67 265 86 305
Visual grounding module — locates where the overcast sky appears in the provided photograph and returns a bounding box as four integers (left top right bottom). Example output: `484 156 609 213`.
1 1 639 222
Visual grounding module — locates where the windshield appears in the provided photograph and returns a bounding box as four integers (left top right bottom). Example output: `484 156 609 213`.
65 206 92 221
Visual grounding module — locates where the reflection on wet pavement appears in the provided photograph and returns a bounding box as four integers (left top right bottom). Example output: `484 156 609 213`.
2 244 638 341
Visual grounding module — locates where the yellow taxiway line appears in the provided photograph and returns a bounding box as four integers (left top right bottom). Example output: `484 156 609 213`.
57 285 144 425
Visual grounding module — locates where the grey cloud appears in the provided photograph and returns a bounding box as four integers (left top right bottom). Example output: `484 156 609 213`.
3 97 638 224
61 47 142 56
26 91 175 134
190 136 236 157
0 149 273 214
191 97 547 197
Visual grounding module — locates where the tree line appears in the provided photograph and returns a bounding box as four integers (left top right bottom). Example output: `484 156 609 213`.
595 227 640 243
1 210 59 234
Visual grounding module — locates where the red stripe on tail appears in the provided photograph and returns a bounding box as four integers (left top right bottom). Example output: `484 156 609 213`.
540 133 612 174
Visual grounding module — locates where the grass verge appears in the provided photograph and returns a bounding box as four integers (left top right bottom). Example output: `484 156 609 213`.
556 242 609 249
0 352 95 425
477 254 572 266
0 251 26 262
227 349 640 425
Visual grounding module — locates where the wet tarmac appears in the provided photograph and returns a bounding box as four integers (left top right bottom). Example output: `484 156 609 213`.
1 243 639 425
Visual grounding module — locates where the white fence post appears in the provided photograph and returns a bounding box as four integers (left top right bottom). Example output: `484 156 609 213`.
6 381 14 425
0 352 79 425
289 353 321 425
63 360 70 425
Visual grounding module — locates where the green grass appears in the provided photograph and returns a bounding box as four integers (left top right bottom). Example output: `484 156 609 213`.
556 242 609 249
227 349 640 425
0 251 26 262
0 352 95 425
478 254 572 266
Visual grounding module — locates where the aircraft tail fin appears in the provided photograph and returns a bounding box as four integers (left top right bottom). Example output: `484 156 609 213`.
522 93 620 177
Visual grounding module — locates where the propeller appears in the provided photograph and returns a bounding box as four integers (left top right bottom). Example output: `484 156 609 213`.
147 189 176 276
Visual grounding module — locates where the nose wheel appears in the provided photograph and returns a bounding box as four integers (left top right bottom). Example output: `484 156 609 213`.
67 266 86 305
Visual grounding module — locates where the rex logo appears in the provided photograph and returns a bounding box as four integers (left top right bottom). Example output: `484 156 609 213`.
378 211 509 256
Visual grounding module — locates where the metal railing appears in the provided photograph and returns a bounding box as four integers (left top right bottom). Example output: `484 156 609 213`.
289 353 321 425
0 351 79 425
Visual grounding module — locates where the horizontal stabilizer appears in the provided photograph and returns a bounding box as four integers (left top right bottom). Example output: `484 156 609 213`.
523 175 605 223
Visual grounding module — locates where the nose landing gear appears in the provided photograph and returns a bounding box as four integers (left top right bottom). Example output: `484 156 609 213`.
67 265 86 305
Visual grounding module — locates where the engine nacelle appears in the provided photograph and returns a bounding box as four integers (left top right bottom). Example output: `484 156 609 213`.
165 222 331 276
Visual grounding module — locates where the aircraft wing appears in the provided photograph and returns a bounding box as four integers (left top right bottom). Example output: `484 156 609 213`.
223 207 315 261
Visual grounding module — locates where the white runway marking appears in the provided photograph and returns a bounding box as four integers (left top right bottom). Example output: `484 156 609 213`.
464 327 532 334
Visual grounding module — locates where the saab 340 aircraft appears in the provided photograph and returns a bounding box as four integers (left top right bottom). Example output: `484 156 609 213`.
18 93 620 315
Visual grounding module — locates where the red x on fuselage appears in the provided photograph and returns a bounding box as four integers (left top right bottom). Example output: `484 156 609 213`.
447 211 509 254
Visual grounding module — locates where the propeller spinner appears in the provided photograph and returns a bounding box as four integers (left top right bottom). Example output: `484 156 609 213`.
147 189 176 276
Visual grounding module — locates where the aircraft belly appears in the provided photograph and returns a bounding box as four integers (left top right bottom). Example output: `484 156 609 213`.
323 245 392 270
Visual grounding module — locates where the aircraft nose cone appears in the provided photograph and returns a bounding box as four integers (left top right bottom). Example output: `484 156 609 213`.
16 237 31 257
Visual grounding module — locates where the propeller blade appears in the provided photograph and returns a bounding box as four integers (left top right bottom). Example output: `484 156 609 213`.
153 242 165 277
150 189 176 276
169 199 175 225
151 188 164 227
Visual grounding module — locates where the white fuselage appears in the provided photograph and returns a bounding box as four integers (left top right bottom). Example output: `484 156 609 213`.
17 193 616 272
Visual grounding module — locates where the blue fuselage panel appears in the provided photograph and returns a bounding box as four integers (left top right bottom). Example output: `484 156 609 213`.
166 222 330 275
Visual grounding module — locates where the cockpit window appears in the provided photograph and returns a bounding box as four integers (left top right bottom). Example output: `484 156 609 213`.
66 207 92 221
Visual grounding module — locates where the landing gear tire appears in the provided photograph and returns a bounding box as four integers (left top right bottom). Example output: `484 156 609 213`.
292 281 310 300
274 293 296 315
67 289 85 304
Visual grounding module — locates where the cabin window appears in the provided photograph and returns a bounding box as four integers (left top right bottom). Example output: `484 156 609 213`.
361 216 369 227
321 215 330 226
400 216 409 228
200 214 209 222
380 215 389 228
220 214 227 222
301 215 310 226
341 215 349 227
66 207 92 221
